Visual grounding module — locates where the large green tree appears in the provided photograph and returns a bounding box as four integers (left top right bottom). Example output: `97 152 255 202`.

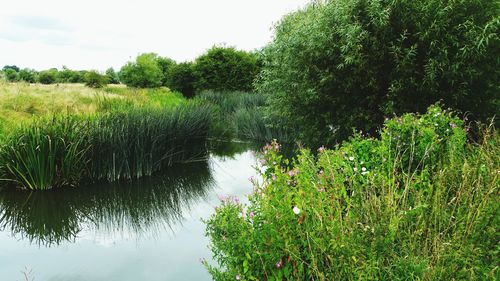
194 46 259 92
119 53 164 88
259 0 499 146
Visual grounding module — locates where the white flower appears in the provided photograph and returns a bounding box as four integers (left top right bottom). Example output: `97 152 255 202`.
361 167 367 172
349 156 354 161
353 167 358 172
361 171 369 176
293 206 301 215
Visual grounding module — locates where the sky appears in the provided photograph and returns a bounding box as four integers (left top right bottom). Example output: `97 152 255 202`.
0 0 310 71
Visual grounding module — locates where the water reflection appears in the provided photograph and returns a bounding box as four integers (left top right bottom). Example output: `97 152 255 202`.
0 161 214 246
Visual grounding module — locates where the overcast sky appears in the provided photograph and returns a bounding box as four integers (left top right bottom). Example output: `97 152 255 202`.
0 0 309 71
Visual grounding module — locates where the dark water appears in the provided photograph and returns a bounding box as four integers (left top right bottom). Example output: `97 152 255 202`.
0 142 259 281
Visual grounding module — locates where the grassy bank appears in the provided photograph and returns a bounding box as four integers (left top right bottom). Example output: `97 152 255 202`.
0 82 185 137
205 106 499 280
195 91 295 143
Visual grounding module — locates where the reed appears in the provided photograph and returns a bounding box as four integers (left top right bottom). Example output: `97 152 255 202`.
0 104 212 190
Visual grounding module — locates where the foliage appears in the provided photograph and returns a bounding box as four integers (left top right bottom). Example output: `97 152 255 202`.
205 106 499 280
156 56 176 87
84 70 107 88
37 69 58 84
258 0 500 147
2 65 20 72
119 53 164 88
105 67 120 84
194 46 260 92
4 69 19 82
167 62 197 98
18 69 36 83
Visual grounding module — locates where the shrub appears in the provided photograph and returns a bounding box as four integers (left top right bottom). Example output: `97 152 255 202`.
119 53 164 88
194 46 259 92
258 0 500 147
84 70 107 88
105 67 120 84
167 62 196 98
205 106 499 280
4 69 18 82
18 68 36 83
37 69 58 84
156 56 176 87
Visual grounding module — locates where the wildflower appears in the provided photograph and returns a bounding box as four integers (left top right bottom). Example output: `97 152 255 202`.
349 156 355 161
318 146 326 152
318 169 324 175
272 174 277 181
361 171 369 176
234 198 240 204
276 260 283 268
249 211 255 218
236 274 241 280
361 167 367 172
353 167 358 172
293 206 301 215
288 169 298 177
218 195 226 202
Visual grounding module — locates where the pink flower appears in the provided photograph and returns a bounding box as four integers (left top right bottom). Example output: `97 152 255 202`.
318 146 326 152
318 169 324 175
276 260 283 268
288 169 298 177
249 211 255 218
272 174 277 181
218 195 226 202
236 274 241 280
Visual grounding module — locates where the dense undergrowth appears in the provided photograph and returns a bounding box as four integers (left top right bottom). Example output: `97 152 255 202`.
205 106 499 280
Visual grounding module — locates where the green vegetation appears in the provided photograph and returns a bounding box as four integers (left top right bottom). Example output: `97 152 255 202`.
205 106 499 280
195 91 294 143
84 70 107 88
258 0 500 146
0 105 212 190
193 46 260 92
119 53 166 88
167 62 196 98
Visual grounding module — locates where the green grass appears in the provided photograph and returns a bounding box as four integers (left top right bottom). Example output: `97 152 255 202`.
204 106 499 280
0 82 185 137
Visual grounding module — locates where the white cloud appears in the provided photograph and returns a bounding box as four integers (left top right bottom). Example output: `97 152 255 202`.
0 0 309 71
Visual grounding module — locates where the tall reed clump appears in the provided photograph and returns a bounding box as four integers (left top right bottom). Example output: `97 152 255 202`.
195 91 295 142
88 104 212 182
0 116 88 190
204 105 499 280
0 104 212 190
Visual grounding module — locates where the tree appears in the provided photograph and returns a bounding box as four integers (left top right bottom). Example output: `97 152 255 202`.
194 46 259 92
258 0 500 146
84 70 107 88
105 68 119 84
3 65 20 72
37 69 58 84
167 62 196 98
4 69 19 82
119 53 163 88
19 68 37 83
156 56 176 86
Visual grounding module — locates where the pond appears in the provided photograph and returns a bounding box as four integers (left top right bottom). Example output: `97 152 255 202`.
0 142 259 281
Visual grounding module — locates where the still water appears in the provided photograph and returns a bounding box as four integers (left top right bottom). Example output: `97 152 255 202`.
0 143 259 281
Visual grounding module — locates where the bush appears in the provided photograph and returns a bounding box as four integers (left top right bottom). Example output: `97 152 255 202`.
18 68 36 83
167 62 197 98
205 106 499 280
258 0 500 147
84 70 107 88
105 67 119 84
4 69 18 82
194 46 259 92
156 56 176 87
37 69 58 84
119 53 164 88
